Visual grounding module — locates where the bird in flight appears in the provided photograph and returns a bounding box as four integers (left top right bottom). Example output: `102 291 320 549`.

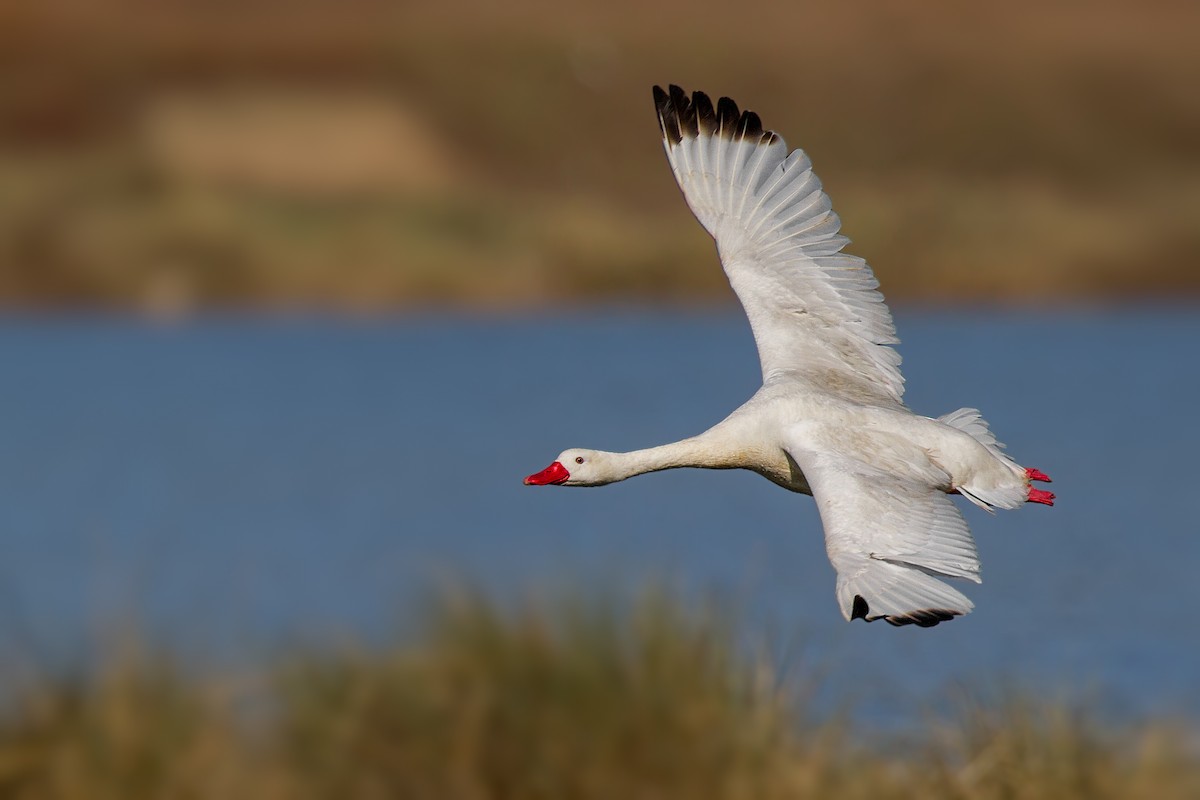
525 85 1054 627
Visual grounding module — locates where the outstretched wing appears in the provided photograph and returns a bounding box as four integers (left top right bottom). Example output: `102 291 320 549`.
654 85 904 406
785 440 982 627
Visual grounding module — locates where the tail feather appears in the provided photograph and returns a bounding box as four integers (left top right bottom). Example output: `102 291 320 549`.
938 407 1026 510
939 407 1005 453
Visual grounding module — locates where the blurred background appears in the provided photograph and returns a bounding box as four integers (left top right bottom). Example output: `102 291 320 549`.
1 0 1198 797
3 0 1199 310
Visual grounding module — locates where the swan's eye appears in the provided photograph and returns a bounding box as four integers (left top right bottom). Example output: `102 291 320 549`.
575 456 585 464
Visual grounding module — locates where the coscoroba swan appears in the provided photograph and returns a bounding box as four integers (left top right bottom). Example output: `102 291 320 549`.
525 85 1054 628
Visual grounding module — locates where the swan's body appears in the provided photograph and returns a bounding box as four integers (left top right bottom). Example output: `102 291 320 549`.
525 86 1053 627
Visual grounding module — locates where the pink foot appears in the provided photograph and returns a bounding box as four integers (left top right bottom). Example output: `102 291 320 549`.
1028 488 1055 506
1025 467 1052 483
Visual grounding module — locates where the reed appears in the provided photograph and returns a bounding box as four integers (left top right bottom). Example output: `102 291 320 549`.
0 589 1195 799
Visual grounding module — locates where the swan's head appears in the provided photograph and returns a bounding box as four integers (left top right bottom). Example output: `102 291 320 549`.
523 449 614 487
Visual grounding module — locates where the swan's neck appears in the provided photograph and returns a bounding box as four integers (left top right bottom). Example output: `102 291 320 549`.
609 435 730 482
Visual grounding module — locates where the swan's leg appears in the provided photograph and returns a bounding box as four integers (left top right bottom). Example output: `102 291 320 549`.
1024 467 1054 505
1027 488 1055 505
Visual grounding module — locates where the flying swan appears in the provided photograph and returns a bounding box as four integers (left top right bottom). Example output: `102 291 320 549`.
525 85 1054 627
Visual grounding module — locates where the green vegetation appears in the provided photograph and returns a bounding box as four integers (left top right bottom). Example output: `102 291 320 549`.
0 591 1196 799
1 0 1199 311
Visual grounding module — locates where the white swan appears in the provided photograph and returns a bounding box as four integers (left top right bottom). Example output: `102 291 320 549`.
525 85 1054 627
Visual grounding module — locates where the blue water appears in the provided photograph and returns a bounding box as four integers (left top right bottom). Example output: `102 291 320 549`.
0 309 1197 722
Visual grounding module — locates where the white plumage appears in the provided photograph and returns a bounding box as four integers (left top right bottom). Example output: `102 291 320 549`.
525 85 1054 628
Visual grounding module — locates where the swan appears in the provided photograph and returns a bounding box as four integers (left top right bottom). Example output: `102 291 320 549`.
524 85 1054 627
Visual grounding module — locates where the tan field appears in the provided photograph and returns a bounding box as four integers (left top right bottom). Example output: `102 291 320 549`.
1 0 1198 311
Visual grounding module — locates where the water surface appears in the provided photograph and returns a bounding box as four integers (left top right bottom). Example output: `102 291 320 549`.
0 309 1196 721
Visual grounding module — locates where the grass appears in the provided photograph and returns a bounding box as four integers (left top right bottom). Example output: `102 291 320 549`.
0 589 1196 799
1 0 1199 310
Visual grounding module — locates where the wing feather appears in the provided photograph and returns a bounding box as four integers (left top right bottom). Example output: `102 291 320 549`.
654 85 904 405
785 440 981 627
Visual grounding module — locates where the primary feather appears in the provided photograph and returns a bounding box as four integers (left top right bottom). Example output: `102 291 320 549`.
653 85 904 406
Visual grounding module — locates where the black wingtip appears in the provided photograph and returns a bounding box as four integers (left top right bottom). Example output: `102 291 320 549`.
715 95 740 135
692 90 716 135
851 594 870 621
883 608 962 628
850 595 961 628
653 84 682 144
652 84 778 146
738 109 763 139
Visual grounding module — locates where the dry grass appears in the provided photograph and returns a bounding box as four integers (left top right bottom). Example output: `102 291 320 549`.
0 0 1198 310
0 590 1196 800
